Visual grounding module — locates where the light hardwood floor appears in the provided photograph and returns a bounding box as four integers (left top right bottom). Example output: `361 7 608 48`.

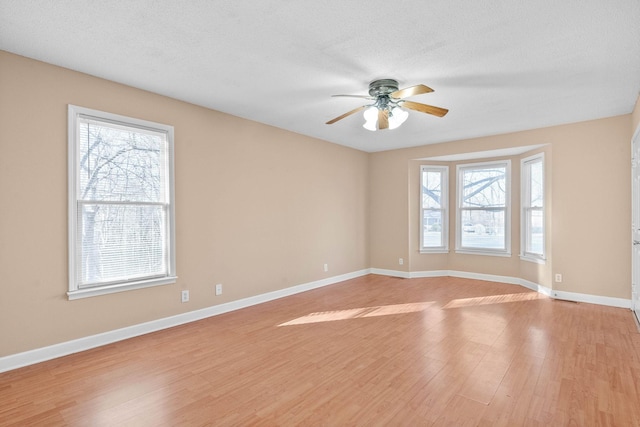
2 275 640 426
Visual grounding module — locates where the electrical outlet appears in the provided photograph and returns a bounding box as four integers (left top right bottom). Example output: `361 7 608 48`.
555 273 563 283
323 263 328 272
399 258 404 265
215 284 223 296
181 290 189 303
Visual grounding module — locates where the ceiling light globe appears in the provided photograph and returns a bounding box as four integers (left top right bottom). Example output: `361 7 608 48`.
363 106 378 131
389 106 409 130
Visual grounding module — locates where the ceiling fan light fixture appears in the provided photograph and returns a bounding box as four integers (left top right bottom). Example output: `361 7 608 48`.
363 105 408 131
363 106 378 131
389 106 408 130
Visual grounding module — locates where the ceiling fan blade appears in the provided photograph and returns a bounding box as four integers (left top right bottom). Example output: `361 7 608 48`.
326 105 367 124
378 109 389 130
391 84 434 99
331 94 375 99
400 100 449 117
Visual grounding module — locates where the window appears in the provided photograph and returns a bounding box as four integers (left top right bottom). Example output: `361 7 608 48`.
456 160 510 255
68 105 176 299
521 153 545 262
420 166 448 252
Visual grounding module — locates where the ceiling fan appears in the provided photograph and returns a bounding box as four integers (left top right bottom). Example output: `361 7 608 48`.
326 79 448 131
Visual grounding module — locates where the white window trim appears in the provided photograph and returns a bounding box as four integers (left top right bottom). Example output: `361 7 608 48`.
520 153 546 263
420 165 449 253
455 160 511 256
67 105 177 300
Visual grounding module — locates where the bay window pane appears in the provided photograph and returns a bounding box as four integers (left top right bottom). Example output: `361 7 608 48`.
460 210 506 249
457 161 509 254
422 170 442 209
521 154 545 260
462 167 506 208
529 161 543 207
423 209 443 247
421 166 448 251
526 209 544 255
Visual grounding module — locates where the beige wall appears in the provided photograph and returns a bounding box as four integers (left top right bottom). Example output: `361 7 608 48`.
370 115 631 299
0 51 369 356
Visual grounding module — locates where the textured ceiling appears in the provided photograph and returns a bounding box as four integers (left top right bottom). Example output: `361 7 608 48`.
1 0 639 152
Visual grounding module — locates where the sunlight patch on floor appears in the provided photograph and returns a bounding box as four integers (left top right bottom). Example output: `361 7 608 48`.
442 292 540 309
278 302 435 326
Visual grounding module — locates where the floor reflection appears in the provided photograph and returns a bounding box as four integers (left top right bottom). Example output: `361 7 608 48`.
442 292 540 309
278 302 435 326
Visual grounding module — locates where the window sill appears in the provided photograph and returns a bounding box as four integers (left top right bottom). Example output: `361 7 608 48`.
420 249 449 254
68 276 177 300
455 249 511 258
520 255 546 264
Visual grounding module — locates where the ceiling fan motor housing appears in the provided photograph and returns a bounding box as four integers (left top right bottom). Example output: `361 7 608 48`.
368 79 399 97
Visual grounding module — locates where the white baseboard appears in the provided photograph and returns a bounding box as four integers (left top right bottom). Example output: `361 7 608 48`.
549 290 630 308
0 269 370 374
1 267 631 373
447 270 521 286
409 270 449 278
408 269 630 309
520 278 553 297
369 268 411 278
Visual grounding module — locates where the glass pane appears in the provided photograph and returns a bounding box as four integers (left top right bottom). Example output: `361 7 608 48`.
460 209 505 249
462 166 506 208
526 209 544 254
422 170 443 209
78 204 166 286
529 160 543 207
79 120 165 203
423 209 443 247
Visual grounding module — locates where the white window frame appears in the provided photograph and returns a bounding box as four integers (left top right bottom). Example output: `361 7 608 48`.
68 105 176 300
420 165 449 253
520 153 546 263
456 160 511 257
